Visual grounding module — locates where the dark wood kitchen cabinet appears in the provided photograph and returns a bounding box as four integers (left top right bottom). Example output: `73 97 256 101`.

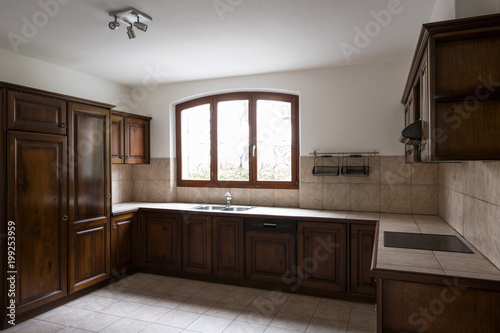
141 212 182 272
7 90 67 135
6 132 68 315
245 220 296 285
297 222 346 292
111 111 151 164
350 223 376 297
182 214 244 278
111 212 137 277
67 102 111 293
402 14 500 161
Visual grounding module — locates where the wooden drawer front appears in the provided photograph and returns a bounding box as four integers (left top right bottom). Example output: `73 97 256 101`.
8 91 67 134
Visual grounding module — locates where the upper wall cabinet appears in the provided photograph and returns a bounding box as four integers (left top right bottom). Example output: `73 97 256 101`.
111 111 151 164
401 14 500 162
7 90 67 135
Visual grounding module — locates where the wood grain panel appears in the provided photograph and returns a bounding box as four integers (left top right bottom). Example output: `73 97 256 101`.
213 216 244 279
182 215 212 275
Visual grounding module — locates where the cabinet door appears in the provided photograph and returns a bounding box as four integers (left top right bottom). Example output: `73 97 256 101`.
68 103 111 293
213 216 244 279
350 224 376 296
111 114 124 164
419 53 431 162
245 231 296 284
111 213 136 276
7 91 67 135
141 212 181 271
297 222 346 292
124 117 150 164
7 132 68 314
182 214 212 275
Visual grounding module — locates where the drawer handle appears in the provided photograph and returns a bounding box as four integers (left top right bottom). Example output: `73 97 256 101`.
62 215 68 221
263 223 277 228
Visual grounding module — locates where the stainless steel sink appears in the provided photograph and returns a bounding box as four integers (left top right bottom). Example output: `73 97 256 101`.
191 205 253 212
192 205 226 211
221 206 253 212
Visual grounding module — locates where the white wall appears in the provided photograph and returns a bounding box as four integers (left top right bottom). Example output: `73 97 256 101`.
430 0 456 21
455 0 500 18
0 49 130 108
138 59 410 158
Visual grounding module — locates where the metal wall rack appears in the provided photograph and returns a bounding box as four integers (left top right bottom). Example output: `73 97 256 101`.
310 150 378 177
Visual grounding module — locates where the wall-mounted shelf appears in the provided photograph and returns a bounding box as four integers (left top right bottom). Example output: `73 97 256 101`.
310 150 378 177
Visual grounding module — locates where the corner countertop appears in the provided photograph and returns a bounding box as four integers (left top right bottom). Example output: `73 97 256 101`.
372 214 500 283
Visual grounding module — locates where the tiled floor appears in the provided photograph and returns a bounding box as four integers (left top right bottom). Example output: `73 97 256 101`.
4 273 376 333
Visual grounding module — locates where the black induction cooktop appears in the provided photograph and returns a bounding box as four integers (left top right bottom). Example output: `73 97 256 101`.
384 232 473 253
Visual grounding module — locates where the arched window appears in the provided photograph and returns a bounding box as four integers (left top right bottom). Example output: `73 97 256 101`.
176 92 299 189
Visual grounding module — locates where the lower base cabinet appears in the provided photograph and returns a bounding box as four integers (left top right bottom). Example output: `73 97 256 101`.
297 222 347 292
141 212 182 272
111 212 137 277
350 223 376 296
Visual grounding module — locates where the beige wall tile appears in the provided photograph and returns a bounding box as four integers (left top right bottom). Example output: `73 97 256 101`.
442 189 464 235
148 180 167 202
229 188 251 205
121 181 134 202
473 161 500 206
133 180 148 202
299 183 323 209
380 185 411 214
148 158 168 181
463 195 475 242
189 187 208 203
473 200 500 269
411 185 438 215
351 184 380 212
170 158 177 181
250 189 274 207
380 156 411 185
112 181 121 204
166 181 177 203
411 164 438 185
120 164 132 180
439 163 463 192
351 156 380 184
320 156 350 184
322 183 350 211
177 187 189 203
112 164 121 181
301 156 322 183
208 187 230 205
274 189 299 208
133 164 148 180
462 162 475 196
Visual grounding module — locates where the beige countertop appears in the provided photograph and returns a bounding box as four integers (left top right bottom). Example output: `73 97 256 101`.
374 214 500 282
112 202 500 282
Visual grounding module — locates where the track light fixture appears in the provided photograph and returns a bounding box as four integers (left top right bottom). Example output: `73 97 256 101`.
108 7 152 39
108 16 120 30
127 24 135 39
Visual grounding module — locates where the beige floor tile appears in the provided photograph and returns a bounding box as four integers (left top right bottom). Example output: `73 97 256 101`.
269 312 312 331
70 312 121 332
314 299 352 322
175 299 217 313
219 292 257 306
141 279 180 293
168 284 205 297
14 320 65 333
43 306 94 326
58 327 95 333
100 300 144 317
264 326 304 333
147 293 188 308
186 314 233 333
236 306 277 326
66 294 117 311
223 321 267 333
127 304 172 322
279 299 318 316
205 302 246 320
122 289 162 304
155 309 200 329
92 284 138 299
306 317 349 333
100 317 150 333
191 288 227 302
141 323 182 333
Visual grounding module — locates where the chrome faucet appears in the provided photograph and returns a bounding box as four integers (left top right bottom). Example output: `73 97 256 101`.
224 192 232 207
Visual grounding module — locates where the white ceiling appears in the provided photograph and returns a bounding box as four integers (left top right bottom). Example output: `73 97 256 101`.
0 0 437 86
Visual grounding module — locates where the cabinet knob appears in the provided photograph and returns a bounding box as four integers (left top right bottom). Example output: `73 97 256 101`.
123 155 128 160
113 224 117 229
212 223 217 229
206 223 211 228
60 123 67 128
106 193 111 198
62 215 68 221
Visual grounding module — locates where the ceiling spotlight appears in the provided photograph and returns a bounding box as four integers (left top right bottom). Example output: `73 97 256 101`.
127 24 136 39
134 17 148 32
108 16 120 30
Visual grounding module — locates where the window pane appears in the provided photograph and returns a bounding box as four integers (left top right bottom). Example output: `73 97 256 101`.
256 100 292 181
217 100 249 181
181 104 211 180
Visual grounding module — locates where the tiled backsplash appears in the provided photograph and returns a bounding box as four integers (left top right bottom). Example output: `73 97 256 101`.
439 162 500 269
112 156 438 215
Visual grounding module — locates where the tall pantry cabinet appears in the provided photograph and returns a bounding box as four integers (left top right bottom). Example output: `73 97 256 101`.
0 83 113 328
